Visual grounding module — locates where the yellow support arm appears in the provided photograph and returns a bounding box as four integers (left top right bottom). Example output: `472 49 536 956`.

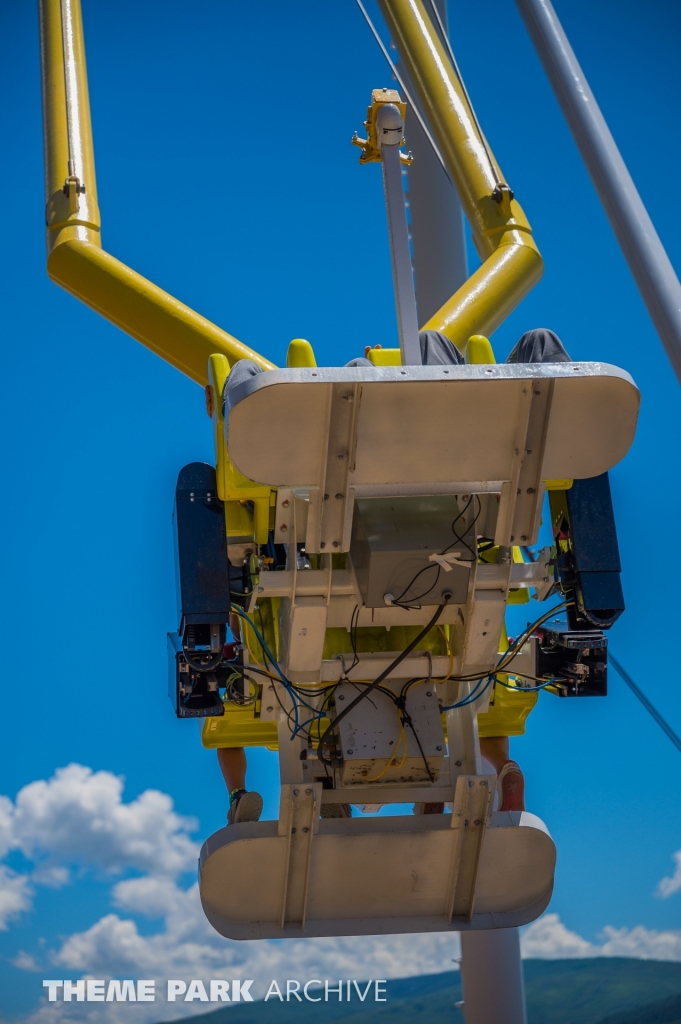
378 0 544 350
38 0 274 385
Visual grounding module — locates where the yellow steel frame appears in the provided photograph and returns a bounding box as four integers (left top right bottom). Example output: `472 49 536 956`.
377 0 543 352
40 0 542 381
39 0 274 386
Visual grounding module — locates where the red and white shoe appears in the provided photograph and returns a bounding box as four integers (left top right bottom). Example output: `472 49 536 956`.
497 761 525 812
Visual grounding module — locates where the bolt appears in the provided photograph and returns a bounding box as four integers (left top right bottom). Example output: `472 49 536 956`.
320 541 326 548
282 499 290 508
338 694 345 701
280 523 288 532
436 745 442 751
266 706 273 712
335 493 344 500
468 780 474 787
481 780 488 787
464 819 469 826
474 819 481 826
293 789 299 796
526 487 535 494
534 390 541 395
347 749 353 755
305 788 312 795
333 541 340 548
302 827 309 833
521 535 528 541
455 760 462 767
190 492 194 497
323 493 329 500
258 586 264 592
291 827 297 834
426 691 432 697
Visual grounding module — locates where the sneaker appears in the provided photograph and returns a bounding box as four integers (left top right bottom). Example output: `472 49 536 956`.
227 789 263 825
497 761 525 812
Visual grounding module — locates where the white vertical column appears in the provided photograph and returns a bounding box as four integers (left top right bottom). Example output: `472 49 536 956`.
460 927 527 1024
377 103 421 365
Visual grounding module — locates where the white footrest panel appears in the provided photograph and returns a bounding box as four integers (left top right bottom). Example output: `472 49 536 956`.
199 810 555 939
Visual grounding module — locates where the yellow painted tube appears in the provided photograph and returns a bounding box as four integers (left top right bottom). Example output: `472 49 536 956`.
377 0 543 348
38 0 274 385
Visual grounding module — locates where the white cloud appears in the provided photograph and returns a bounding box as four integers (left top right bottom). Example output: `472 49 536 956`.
13 765 198 878
0 865 33 930
9 950 41 971
521 912 595 958
0 794 15 859
657 850 681 898
598 925 681 960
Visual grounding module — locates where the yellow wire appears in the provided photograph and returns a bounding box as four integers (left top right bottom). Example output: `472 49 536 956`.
364 721 408 782
434 625 454 683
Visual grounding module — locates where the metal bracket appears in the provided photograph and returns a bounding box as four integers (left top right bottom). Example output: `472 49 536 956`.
445 774 494 922
277 783 322 929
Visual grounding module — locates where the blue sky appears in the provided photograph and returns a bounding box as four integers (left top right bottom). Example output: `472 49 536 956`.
1 0 681 1019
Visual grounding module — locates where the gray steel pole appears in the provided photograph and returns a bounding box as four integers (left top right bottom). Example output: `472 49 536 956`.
515 0 681 384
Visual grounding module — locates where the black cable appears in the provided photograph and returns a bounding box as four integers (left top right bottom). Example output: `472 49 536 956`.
318 601 448 766
392 496 480 608
182 648 224 672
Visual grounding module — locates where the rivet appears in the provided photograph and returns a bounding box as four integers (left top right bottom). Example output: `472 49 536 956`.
323 493 329 500
436 745 442 751
338 694 345 701
333 541 340 548
282 499 290 508
455 760 462 767
320 541 326 548
293 789 299 796
426 691 432 697
526 487 535 494
521 535 528 541
280 523 288 531
291 827 297 833
335 493 344 500
305 788 312 795
302 827 309 833
468 780 474 787
266 706 273 712
474 819 481 826
347 749 353 754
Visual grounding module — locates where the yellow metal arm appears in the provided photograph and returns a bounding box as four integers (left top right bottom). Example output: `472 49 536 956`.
38 0 274 385
378 0 544 350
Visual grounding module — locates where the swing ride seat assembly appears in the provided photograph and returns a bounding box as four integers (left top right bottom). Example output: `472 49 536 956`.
38 0 641 948
196 358 639 938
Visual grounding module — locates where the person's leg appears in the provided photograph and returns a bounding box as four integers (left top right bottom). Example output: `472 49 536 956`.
480 736 525 812
506 328 571 364
217 747 246 793
217 747 263 825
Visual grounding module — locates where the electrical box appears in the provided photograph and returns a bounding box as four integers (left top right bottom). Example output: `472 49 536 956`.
535 617 607 697
167 631 225 718
350 495 473 608
334 680 445 784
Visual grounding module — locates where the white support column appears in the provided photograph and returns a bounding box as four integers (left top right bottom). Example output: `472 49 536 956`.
377 103 421 365
460 927 527 1024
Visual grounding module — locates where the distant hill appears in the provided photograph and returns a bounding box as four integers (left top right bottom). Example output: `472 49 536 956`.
163 959 681 1024
596 992 681 1024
